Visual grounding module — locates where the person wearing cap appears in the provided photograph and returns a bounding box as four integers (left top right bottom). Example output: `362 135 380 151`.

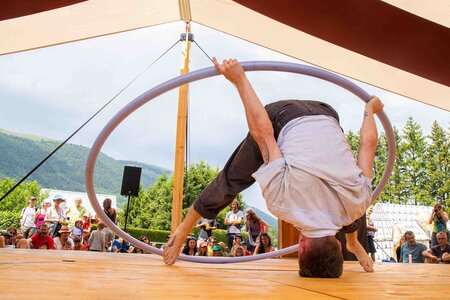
212 244 224 257
66 197 88 227
82 213 92 234
196 241 208 256
45 194 66 237
54 225 74 250
20 196 38 239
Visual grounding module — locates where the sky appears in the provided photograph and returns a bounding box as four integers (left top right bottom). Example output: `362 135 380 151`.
0 21 448 216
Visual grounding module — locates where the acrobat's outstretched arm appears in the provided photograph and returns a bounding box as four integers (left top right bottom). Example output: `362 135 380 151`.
213 57 282 164
357 96 384 179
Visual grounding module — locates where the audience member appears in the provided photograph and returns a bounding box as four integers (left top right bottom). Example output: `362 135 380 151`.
206 236 218 256
35 199 51 236
62 241 72 250
182 236 198 256
394 235 406 263
230 245 245 257
245 207 269 253
88 222 105 252
1 231 12 247
20 196 37 239
101 198 116 245
0 235 5 248
111 238 133 253
428 203 449 247
230 233 243 254
54 225 74 250
71 219 83 239
400 231 427 263
45 194 66 237
82 213 92 234
224 199 243 250
196 242 208 256
422 231 450 263
7 227 18 246
65 197 88 227
196 217 217 246
212 244 224 257
73 236 83 251
28 224 54 250
254 233 276 255
240 241 251 256
218 242 229 256
366 206 377 261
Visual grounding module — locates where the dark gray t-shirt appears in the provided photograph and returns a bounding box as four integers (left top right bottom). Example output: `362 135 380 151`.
226 210 243 234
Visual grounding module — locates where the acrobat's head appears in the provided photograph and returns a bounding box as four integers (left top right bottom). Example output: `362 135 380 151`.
298 234 343 278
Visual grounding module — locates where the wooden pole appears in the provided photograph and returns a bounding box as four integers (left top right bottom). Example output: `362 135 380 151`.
171 23 192 233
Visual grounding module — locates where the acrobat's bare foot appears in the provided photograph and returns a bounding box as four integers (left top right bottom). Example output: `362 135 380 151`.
163 228 187 265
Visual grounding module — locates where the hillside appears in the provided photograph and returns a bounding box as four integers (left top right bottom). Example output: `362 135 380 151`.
0 129 171 197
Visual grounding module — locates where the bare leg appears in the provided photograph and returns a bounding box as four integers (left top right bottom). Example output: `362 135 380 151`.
357 96 384 178
163 206 201 265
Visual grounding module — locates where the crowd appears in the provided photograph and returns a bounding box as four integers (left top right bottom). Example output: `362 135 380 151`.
0 196 276 257
369 202 450 264
4 195 447 263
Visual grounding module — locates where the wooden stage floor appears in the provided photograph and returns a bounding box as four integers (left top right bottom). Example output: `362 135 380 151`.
1 249 448 299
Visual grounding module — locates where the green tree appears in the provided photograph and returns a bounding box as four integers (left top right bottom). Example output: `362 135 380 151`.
118 161 245 231
426 121 449 206
0 177 45 229
402 117 429 205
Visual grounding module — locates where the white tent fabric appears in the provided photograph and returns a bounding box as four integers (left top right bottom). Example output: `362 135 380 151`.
0 0 449 110
370 203 436 261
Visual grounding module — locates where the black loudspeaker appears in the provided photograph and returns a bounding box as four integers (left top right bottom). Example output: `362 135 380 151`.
120 166 142 196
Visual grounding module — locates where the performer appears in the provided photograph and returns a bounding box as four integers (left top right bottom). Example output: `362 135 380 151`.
163 58 383 277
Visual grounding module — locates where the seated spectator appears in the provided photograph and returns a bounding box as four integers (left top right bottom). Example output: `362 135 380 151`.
71 219 83 239
62 240 72 250
254 233 276 255
88 222 105 252
219 242 229 256
1 231 12 248
206 236 218 256
7 227 18 246
182 237 198 256
112 238 133 253
196 242 208 256
82 231 91 250
82 213 92 234
393 235 406 263
54 225 74 250
401 231 427 263
133 236 151 254
230 234 243 254
240 241 251 256
230 245 245 257
212 244 224 257
73 236 83 251
422 231 450 263
27 224 54 250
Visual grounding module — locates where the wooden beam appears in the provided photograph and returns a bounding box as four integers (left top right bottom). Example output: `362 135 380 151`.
171 22 192 233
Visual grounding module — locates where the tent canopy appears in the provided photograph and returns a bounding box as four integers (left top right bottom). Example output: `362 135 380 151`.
1 0 449 110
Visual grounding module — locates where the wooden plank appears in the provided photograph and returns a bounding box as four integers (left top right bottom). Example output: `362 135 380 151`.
1 249 450 299
171 23 192 233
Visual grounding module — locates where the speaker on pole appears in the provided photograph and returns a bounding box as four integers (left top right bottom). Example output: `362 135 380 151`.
120 166 142 197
